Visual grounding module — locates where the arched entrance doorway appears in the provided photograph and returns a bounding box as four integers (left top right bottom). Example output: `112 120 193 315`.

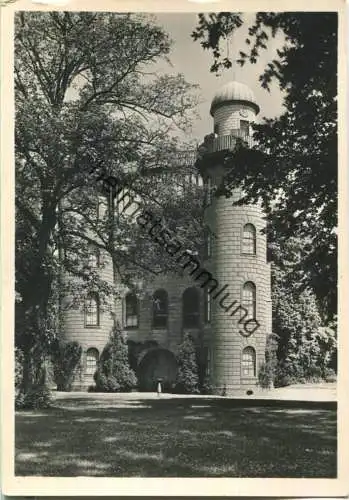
138 348 177 392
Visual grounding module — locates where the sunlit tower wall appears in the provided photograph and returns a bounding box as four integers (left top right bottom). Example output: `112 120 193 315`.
200 81 272 395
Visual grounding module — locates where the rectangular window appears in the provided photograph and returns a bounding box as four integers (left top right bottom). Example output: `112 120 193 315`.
125 293 139 328
240 120 250 136
183 288 200 328
153 291 168 329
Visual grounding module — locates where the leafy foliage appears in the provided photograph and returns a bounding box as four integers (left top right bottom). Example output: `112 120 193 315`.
175 334 199 394
15 12 200 391
258 363 271 389
15 384 53 410
258 333 279 389
94 322 137 392
51 340 82 391
193 12 337 319
323 368 336 383
271 239 337 385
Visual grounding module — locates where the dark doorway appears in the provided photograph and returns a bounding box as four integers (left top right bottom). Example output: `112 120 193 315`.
138 348 177 392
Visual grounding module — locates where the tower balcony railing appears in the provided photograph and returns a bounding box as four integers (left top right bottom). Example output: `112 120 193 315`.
206 130 254 154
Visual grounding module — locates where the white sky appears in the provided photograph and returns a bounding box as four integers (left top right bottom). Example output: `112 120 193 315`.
153 13 286 143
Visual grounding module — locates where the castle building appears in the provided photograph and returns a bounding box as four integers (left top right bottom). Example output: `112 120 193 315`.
62 81 272 395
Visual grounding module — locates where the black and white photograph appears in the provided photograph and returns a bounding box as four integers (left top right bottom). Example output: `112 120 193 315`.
1 0 347 496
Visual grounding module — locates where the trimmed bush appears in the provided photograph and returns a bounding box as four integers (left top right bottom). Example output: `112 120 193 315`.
15 391 25 410
274 363 295 388
94 322 137 393
175 334 199 394
258 362 273 389
323 368 337 383
15 384 52 410
51 340 82 391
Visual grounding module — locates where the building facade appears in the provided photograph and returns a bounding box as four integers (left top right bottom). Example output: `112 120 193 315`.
62 81 272 395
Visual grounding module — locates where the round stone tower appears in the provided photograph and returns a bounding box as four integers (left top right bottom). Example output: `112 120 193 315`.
201 81 272 395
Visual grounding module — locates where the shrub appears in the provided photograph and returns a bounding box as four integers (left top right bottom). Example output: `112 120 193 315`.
51 340 82 391
174 333 199 394
323 368 337 383
96 374 120 393
15 384 52 410
94 322 137 393
258 362 273 389
200 375 214 395
275 374 293 388
15 391 25 410
306 365 322 380
264 333 278 386
274 363 295 388
272 241 337 383
298 365 323 383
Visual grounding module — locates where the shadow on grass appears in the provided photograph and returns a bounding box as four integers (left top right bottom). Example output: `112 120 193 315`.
15 396 337 478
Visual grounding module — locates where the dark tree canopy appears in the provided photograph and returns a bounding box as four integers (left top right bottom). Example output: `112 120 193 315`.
193 12 337 319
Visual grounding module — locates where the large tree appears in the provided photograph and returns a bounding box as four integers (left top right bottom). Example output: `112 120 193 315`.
271 239 337 383
15 12 200 389
193 12 337 320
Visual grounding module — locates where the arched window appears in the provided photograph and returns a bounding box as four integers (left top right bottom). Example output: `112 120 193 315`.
125 292 139 328
242 282 256 319
242 347 256 377
85 293 100 327
204 288 211 323
183 287 200 328
86 348 99 376
242 224 256 255
152 289 168 328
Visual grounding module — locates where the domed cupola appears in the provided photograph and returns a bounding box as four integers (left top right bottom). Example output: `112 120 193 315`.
210 81 260 116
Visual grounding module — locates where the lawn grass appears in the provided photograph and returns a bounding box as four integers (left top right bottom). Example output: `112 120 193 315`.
15 394 337 477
